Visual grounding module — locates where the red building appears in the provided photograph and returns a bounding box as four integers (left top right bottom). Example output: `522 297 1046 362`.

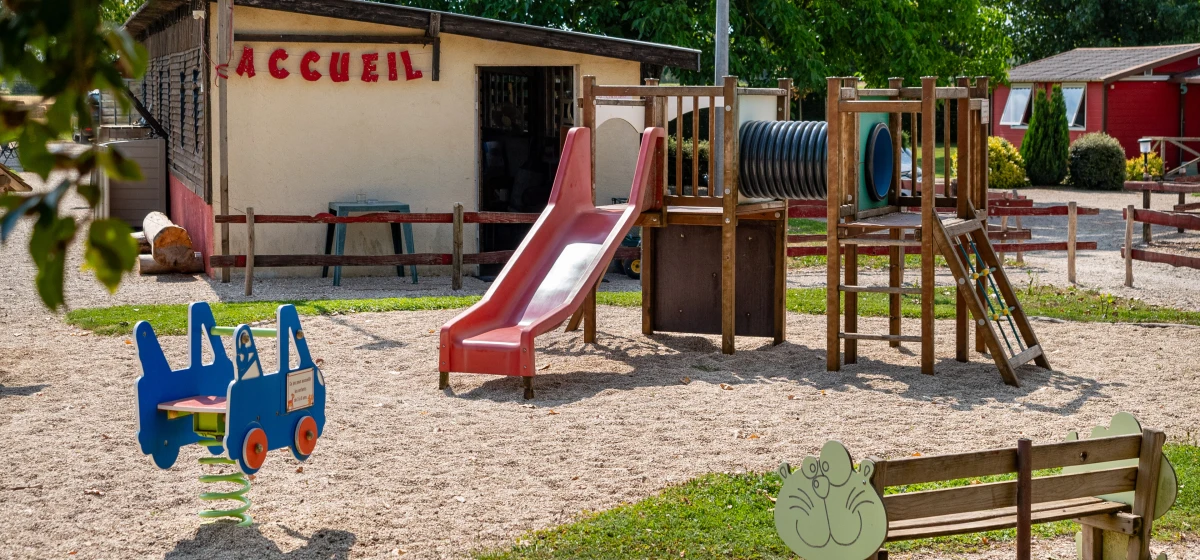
993 44 1200 170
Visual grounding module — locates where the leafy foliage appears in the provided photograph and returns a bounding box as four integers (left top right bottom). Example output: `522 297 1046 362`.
987 136 1028 189
0 0 147 309
1068 132 1127 191
391 0 1011 94
1127 153 1165 181
986 0 1200 64
1020 85 1068 186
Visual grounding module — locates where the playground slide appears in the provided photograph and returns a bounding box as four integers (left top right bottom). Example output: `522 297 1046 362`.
440 125 664 377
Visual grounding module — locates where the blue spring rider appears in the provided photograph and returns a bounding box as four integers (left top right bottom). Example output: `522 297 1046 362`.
134 302 327 525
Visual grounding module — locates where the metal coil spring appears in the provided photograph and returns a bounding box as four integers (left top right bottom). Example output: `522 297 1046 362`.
197 437 253 526
738 120 828 200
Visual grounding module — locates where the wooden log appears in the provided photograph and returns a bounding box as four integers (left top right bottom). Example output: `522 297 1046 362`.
1017 438 1032 560
139 252 203 274
131 231 151 254
244 207 255 297
143 211 195 268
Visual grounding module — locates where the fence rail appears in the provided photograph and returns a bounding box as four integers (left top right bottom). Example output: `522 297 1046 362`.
1122 206 1200 286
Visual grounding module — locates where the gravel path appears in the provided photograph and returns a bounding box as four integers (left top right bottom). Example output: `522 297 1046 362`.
1 174 1198 559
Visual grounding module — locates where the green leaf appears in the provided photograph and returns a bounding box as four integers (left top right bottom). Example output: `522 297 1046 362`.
83 218 137 293
28 214 77 310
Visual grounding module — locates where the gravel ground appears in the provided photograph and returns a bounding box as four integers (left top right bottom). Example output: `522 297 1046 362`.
2 174 1198 559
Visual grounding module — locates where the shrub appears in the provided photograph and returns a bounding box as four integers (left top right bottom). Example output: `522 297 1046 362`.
1069 133 1127 190
950 136 1028 190
1126 153 1165 181
1021 85 1070 185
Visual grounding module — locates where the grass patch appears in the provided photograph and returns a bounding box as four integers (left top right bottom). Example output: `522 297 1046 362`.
66 284 1200 336
787 218 826 235
478 444 1199 559
65 292 643 336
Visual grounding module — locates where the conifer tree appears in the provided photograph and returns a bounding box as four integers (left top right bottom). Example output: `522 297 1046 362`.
1021 85 1069 185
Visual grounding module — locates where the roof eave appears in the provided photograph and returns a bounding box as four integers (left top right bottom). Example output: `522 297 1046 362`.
1101 45 1200 84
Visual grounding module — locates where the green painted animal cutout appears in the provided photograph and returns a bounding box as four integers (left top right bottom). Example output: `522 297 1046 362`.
775 440 888 560
1066 412 1177 560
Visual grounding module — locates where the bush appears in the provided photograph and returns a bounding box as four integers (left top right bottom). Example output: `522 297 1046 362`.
1126 153 1164 181
950 136 1028 190
1069 133 1126 190
1021 85 1070 185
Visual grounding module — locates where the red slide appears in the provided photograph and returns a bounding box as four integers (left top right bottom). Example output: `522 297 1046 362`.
440 126 664 381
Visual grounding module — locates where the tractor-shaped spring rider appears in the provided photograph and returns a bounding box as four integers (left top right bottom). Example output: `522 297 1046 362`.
134 302 327 525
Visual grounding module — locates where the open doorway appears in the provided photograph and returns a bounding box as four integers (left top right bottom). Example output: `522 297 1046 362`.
477 66 574 278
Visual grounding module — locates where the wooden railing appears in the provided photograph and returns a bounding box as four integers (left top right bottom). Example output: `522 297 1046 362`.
1122 205 1200 286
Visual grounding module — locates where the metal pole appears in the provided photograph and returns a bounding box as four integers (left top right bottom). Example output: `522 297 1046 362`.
713 0 729 199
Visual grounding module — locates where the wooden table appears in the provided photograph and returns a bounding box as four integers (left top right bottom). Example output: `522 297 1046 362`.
322 201 418 286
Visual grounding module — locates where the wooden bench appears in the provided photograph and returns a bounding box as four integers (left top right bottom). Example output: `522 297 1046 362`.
773 413 1177 560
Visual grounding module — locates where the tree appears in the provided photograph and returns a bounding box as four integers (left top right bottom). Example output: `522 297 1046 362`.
393 0 1012 95
1021 85 1069 186
986 0 1200 63
0 0 147 310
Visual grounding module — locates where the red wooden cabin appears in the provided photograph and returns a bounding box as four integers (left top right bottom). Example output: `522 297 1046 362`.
992 44 1200 170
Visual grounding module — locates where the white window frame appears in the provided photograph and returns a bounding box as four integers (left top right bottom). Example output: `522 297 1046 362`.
1000 83 1033 128
1062 83 1087 130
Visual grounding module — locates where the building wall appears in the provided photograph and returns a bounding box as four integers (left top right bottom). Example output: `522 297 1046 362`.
1106 81 1182 165
208 6 642 278
991 82 1103 149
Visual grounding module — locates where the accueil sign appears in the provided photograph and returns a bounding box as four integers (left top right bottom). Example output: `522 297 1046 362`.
232 46 426 82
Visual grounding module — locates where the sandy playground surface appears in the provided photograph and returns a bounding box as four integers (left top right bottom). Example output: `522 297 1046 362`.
2 173 1200 559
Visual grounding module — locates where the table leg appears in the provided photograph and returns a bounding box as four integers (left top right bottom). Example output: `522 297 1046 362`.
389 222 406 280
403 222 417 283
333 222 348 287
322 223 335 278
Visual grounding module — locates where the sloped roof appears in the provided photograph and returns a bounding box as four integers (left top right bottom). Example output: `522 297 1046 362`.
124 0 701 70
1008 44 1200 83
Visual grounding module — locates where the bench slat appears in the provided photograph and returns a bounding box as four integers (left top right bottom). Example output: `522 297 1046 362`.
884 466 1138 521
886 499 1130 541
889 496 1105 531
877 434 1142 487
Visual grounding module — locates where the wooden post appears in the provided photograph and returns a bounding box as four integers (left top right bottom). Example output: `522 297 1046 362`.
1125 204 1135 287
845 80 859 364
955 77 971 362
1179 192 1187 233
581 76 598 344
1067 201 1077 284
889 77 904 349
826 77 842 372
217 0 232 283
1143 189 1152 244
774 78 791 346
1016 438 1033 560
1126 429 1166 560
642 78 659 336
452 202 463 290
920 77 936 376
1080 525 1104 560
1015 215 1025 264
244 207 254 296
720 75 738 355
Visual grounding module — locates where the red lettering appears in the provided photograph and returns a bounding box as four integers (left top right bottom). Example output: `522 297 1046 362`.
361 53 379 83
268 49 290 79
235 46 256 77
387 52 399 81
300 51 322 81
401 50 422 81
329 52 350 83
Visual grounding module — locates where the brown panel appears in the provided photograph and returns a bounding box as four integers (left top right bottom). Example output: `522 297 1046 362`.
651 221 777 337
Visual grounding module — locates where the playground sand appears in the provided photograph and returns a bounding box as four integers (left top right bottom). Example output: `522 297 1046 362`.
2 304 1199 559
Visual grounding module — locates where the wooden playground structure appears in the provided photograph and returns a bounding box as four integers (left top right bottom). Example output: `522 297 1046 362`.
567 74 1050 386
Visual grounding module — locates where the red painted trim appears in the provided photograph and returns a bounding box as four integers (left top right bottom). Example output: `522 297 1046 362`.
1123 247 1200 269
214 211 542 224
168 175 214 277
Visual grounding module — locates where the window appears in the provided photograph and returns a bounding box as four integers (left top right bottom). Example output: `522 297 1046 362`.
1000 84 1032 126
1062 84 1086 129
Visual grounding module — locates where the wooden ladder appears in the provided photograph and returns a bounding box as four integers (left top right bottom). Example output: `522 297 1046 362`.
931 213 1050 386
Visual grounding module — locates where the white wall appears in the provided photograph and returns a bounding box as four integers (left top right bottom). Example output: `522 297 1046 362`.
210 6 642 277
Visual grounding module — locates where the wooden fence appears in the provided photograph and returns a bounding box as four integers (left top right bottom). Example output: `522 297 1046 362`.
211 205 639 295
1122 206 1200 286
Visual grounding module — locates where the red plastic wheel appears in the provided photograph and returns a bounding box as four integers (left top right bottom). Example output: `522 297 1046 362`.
243 427 269 470
294 416 318 456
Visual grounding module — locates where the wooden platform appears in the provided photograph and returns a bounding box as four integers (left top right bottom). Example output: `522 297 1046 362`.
637 200 787 227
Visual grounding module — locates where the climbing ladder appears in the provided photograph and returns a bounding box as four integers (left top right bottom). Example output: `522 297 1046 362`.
932 211 1049 386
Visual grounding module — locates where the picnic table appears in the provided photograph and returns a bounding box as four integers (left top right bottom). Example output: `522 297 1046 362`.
321 200 418 286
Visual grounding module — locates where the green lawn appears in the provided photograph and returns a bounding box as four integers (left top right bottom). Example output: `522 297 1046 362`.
66 285 1200 336
477 444 1199 559
787 217 947 269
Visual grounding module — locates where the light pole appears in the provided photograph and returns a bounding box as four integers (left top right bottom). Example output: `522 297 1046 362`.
1138 138 1152 182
